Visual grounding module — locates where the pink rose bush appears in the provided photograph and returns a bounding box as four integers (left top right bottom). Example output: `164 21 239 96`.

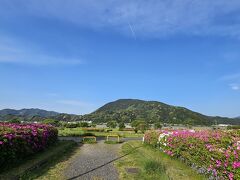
144 129 240 179
0 122 58 168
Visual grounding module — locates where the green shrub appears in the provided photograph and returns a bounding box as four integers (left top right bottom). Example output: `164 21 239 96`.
64 123 78 128
106 129 113 132
144 130 159 147
107 121 117 128
144 160 165 175
118 122 125 130
78 122 89 127
227 125 240 129
82 137 96 144
42 119 60 127
8 119 21 124
131 120 149 133
82 128 104 132
81 132 95 136
154 122 162 129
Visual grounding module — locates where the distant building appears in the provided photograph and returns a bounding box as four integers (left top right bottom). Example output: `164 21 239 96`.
125 123 132 128
86 121 92 124
212 124 231 129
96 124 107 128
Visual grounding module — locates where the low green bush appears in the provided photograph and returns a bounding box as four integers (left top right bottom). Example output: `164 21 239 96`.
81 132 95 136
82 128 104 132
121 128 134 131
144 160 165 175
228 125 240 129
82 137 96 144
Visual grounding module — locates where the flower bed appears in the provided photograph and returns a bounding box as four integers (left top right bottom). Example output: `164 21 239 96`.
144 129 240 179
0 122 58 168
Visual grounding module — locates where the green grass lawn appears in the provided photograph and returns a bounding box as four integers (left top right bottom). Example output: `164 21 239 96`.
58 127 144 138
0 140 78 180
115 141 206 180
58 127 85 136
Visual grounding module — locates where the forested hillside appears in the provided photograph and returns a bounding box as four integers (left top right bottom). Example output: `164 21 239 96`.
81 99 240 125
0 100 239 125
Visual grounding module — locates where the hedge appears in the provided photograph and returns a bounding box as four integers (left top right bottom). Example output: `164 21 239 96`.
144 129 240 180
0 122 58 168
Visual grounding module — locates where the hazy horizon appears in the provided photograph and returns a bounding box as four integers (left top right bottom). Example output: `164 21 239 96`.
1 1 240 117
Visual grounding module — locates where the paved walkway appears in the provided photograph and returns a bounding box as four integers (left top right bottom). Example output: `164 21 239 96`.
64 141 122 180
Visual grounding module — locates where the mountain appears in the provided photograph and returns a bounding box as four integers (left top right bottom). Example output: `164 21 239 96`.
0 108 59 120
81 99 240 125
0 108 84 122
1 100 239 125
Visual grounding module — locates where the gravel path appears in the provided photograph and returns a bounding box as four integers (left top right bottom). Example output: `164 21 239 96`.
64 141 122 180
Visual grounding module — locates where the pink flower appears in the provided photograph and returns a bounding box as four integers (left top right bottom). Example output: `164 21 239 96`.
224 162 228 168
232 161 240 169
166 150 174 156
237 141 240 150
228 173 234 180
225 151 230 159
144 129 240 178
208 165 213 171
216 160 221 167
234 150 239 159
213 169 217 176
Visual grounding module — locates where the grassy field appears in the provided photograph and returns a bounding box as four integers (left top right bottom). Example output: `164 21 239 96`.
0 141 78 180
115 141 206 180
58 127 144 138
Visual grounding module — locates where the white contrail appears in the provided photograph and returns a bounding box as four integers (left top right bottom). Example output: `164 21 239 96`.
128 22 136 40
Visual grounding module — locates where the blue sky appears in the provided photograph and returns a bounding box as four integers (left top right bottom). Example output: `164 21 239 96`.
0 0 240 117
